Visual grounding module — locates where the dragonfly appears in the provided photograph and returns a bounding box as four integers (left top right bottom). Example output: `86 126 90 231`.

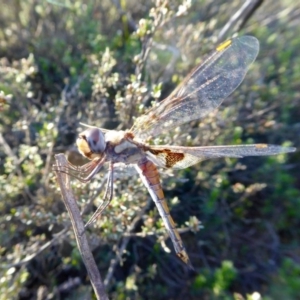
56 36 296 268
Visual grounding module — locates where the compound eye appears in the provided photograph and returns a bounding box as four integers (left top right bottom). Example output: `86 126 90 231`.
84 128 106 153
77 128 106 159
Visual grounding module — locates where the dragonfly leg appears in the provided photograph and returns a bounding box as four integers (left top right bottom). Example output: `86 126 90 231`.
85 162 114 227
53 156 106 183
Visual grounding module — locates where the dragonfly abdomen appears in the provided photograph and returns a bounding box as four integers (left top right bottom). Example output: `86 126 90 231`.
135 158 193 268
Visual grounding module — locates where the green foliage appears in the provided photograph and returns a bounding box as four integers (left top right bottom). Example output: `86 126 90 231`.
0 267 29 300
267 258 300 299
192 261 237 298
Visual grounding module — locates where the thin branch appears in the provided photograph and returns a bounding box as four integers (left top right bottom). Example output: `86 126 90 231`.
2 227 69 269
54 154 109 300
217 0 264 43
111 0 137 32
0 132 34 200
104 200 151 287
42 140 55 186
236 0 264 32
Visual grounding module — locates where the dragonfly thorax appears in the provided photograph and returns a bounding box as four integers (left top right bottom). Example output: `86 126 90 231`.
104 130 145 164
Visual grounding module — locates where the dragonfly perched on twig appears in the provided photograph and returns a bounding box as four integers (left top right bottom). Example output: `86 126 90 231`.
54 36 295 268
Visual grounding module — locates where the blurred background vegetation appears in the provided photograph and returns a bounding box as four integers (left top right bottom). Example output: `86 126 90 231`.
0 0 299 299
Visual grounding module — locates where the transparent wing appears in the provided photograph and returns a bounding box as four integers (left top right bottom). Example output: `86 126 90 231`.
145 144 296 169
132 36 259 139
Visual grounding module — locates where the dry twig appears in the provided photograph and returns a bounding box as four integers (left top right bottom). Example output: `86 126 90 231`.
54 154 109 300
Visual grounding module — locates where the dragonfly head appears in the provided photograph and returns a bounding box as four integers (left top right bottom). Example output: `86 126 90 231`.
76 128 106 159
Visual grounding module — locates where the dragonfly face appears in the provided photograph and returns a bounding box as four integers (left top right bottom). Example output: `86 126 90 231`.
77 128 106 159
57 36 296 268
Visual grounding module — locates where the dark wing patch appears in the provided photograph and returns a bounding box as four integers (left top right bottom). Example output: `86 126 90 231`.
148 148 185 168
